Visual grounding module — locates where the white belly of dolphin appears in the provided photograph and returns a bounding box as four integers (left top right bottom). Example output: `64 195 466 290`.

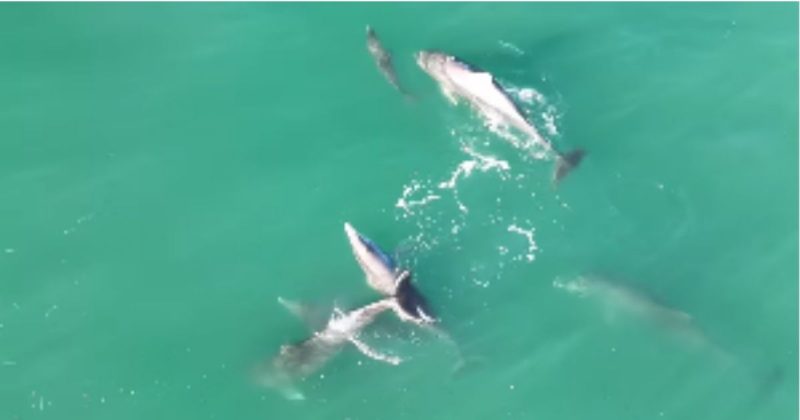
260 298 400 399
344 222 398 296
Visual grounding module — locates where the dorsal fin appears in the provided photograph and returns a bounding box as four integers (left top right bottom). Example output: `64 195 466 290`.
474 71 494 84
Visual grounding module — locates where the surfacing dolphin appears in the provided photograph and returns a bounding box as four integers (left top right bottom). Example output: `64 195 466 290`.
415 51 584 185
366 26 413 100
343 222 477 373
345 222 486 375
258 297 402 400
344 222 436 325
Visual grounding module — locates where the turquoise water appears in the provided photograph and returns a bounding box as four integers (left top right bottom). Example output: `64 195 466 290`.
0 3 797 419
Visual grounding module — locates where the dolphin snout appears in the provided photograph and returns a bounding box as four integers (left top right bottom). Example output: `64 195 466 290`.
343 222 362 247
344 222 356 237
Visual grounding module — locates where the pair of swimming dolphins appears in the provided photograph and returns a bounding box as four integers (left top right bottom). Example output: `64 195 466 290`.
261 223 437 400
366 26 584 185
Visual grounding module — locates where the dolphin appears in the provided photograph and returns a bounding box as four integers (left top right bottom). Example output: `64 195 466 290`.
343 222 436 325
366 26 412 99
554 275 694 330
553 275 732 361
415 50 584 185
344 222 480 373
258 297 402 400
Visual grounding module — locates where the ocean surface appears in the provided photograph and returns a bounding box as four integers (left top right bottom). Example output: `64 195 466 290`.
0 3 797 420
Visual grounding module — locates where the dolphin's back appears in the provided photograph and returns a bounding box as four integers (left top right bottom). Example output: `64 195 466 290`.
444 57 543 141
359 234 397 272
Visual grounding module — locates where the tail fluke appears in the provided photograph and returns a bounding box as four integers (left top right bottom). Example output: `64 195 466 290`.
553 148 585 186
252 361 306 401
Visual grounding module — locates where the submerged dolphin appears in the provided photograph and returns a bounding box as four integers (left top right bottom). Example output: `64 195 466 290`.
553 275 731 360
366 26 412 99
259 297 402 400
554 275 693 329
415 51 584 184
343 222 436 325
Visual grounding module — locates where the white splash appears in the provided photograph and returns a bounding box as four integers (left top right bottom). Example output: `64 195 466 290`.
542 106 560 136
512 87 545 105
485 120 551 160
468 264 492 289
438 144 511 191
395 180 441 216
433 144 512 214
508 224 539 262
498 40 525 56
473 277 491 289
438 160 478 191
61 212 96 236
552 277 589 296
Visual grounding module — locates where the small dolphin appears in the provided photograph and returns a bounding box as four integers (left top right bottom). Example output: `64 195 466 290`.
415 51 584 185
258 297 402 400
366 25 413 99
